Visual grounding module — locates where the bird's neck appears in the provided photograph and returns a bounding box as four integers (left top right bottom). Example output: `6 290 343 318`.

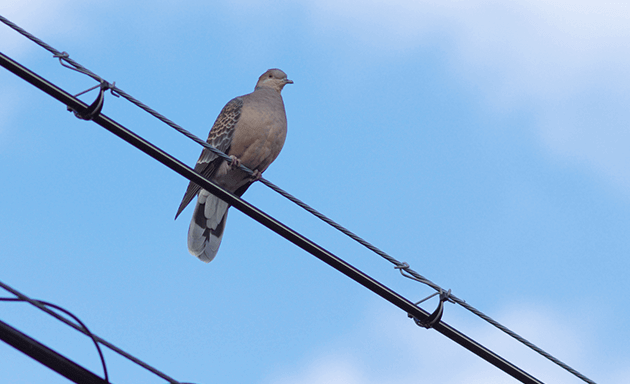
255 85 282 93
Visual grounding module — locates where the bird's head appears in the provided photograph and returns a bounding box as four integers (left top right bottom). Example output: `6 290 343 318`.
255 69 293 92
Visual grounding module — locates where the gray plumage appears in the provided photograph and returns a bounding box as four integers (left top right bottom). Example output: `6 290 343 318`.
175 69 292 262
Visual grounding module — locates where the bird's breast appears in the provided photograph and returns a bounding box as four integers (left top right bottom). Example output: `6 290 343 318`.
229 95 287 173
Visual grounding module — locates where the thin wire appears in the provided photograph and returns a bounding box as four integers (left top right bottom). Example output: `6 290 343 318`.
0 13 450 298
0 51 544 384
0 14 234 167
0 15 101 83
0 280 183 384
0 15 596 384
0 297 109 383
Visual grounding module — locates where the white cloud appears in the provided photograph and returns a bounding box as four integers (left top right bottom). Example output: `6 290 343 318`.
306 0 630 92
267 301 628 384
305 0 630 195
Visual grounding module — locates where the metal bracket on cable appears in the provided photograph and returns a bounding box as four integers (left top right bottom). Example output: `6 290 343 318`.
52 51 118 120
394 262 454 329
408 288 453 329
68 80 111 120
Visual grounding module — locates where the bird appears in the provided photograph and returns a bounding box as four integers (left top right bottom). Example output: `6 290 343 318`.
175 68 293 263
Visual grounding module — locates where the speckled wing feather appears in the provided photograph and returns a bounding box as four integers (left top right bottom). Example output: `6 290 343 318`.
174 97 243 219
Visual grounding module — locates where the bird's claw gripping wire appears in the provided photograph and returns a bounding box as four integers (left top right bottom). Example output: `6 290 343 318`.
228 155 262 182
229 155 241 169
250 169 262 182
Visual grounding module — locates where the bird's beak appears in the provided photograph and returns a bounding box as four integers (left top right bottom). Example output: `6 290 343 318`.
285 78 294 84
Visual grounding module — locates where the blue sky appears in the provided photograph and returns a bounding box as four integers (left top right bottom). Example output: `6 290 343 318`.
1 1 630 383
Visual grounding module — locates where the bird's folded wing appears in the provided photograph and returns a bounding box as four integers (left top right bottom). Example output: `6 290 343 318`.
175 97 244 219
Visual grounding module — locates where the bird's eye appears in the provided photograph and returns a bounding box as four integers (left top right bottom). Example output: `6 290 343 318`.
268 74 273 78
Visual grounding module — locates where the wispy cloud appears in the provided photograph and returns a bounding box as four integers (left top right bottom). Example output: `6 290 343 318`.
305 0 630 195
267 300 626 384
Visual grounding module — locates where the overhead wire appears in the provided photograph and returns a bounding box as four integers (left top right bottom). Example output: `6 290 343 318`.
0 318 109 384
0 14 596 384
0 296 109 382
0 48 544 384
0 280 184 384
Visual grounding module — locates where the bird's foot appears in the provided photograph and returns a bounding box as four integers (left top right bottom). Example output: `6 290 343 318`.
250 169 262 182
229 155 241 169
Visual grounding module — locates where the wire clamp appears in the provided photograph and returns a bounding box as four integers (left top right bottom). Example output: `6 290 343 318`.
52 50 119 120
68 81 114 120
408 288 453 329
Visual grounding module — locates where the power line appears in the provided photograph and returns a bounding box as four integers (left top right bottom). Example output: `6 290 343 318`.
0 280 185 384
0 15 597 384
0 49 545 384
0 297 109 382
0 19 593 384
0 319 109 384
0 18 597 384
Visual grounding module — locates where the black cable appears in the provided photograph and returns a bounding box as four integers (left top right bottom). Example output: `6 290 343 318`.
0 279 183 384
0 297 109 382
0 319 108 384
0 50 547 384
0 16 598 384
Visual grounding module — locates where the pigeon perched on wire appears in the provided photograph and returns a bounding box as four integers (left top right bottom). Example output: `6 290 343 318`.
175 69 292 262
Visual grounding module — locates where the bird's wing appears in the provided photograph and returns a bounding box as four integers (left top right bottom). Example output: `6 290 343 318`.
174 97 244 219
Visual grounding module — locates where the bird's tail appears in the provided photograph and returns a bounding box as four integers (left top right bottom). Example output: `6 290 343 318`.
187 189 229 263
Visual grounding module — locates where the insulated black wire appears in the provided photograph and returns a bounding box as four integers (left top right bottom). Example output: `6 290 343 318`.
0 297 109 383
0 15 597 384
0 319 108 384
0 50 544 384
0 280 183 384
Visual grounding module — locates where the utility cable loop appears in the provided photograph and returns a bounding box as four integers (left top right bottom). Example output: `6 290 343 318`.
395 262 433 286
0 280 184 384
53 51 70 61
394 262 410 270
0 296 109 383
53 51 106 84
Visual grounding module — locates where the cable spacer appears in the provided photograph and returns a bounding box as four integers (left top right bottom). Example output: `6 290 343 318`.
408 288 453 329
68 81 111 120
